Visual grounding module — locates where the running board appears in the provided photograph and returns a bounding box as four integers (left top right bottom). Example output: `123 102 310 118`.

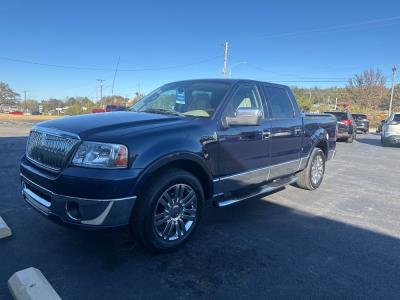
215 175 298 207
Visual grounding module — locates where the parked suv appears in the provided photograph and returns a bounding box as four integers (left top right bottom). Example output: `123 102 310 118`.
324 111 356 142
21 79 337 252
381 113 400 146
352 113 369 133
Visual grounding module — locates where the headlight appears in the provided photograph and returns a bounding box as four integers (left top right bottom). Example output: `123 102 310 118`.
72 141 128 169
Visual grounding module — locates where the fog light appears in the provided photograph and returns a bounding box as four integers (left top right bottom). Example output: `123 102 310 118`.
65 201 82 220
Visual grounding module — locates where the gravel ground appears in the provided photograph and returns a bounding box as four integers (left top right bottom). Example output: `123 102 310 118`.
0 123 399 299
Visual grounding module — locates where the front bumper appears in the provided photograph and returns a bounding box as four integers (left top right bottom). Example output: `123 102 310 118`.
20 156 139 228
337 132 350 139
383 135 400 145
356 124 369 132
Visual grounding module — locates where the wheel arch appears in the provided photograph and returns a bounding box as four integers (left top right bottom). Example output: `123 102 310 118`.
304 129 329 166
133 152 214 201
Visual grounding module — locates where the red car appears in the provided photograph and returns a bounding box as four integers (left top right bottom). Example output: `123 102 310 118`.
91 108 106 113
9 111 24 115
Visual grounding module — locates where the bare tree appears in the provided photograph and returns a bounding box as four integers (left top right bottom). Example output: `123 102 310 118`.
346 69 387 108
0 81 20 105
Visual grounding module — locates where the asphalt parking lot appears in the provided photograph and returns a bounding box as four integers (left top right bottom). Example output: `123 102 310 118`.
1 122 400 299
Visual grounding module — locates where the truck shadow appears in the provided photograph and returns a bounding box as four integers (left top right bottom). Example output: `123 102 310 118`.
46 196 400 298
356 135 400 148
1 135 400 298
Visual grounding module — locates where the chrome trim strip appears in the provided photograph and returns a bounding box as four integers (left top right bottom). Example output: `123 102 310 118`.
213 156 309 194
214 156 309 183
272 131 292 137
214 165 270 182
26 156 61 172
81 202 114 225
31 127 81 140
269 159 301 180
23 184 51 208
21 174 53 195
20 173 137 203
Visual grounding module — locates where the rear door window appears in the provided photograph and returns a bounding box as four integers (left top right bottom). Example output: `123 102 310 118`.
262 86 294 119
393 114 400 122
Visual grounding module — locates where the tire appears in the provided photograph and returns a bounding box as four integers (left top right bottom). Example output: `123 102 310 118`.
347 132 355 143
131 168 204 253
296 148 326 190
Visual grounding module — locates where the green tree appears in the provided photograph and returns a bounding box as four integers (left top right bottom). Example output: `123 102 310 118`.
0 81 20 105
346 69 388 108
101 95 129 107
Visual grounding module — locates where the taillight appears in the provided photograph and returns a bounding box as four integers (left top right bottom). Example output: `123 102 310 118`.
342 119 352 126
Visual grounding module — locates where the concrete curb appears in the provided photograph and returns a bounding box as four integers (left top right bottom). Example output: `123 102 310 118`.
0 216 12 239
8 267 61 300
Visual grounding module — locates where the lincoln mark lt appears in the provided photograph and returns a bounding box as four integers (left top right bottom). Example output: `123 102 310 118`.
21 79 337 252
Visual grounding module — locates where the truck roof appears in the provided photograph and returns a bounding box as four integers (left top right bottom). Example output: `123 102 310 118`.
167 78 289 89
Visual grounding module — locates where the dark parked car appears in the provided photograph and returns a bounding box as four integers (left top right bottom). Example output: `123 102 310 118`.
352 113 369 133
21 79 337 252
106 105 126 112
325 111 356 142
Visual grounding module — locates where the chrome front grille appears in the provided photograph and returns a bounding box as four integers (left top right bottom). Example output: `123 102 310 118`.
26 130 80 172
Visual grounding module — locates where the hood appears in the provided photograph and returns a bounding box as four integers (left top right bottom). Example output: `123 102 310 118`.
35 112 183 138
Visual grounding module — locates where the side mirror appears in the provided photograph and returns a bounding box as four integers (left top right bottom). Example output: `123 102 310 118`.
226 108 263 126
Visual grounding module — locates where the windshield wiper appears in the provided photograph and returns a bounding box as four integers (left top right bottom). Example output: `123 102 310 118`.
141 108 185 117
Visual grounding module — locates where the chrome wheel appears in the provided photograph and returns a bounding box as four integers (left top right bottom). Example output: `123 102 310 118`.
153 184 197 241
311 155 324 186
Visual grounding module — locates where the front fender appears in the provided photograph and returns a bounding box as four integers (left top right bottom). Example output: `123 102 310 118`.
132 150 213 199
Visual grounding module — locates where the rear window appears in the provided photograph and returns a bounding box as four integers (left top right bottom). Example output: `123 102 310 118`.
325 112 346 121
352 114 368 120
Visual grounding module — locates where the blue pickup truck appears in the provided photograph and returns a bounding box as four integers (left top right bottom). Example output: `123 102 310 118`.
21 79 337 252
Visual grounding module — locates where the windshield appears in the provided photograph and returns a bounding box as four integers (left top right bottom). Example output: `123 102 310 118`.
130 81 231 118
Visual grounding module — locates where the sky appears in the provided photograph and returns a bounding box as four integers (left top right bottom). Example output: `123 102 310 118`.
1 0 400 100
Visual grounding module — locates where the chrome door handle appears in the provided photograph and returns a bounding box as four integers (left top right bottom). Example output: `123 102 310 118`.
262 130 271 139
294 127 302 135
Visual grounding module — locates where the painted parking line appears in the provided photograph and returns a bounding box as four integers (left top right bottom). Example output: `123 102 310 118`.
0 215 12 239
8 267 62 300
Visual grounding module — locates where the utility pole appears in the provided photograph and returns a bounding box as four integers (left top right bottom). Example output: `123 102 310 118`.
22 90 27 113
389 65 397 116
222 42 229 78
97 79 105 107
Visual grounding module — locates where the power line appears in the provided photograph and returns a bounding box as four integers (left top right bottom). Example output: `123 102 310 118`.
0 55 222 72
245 62 349 80
241 15 400 41
111 56 120 95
